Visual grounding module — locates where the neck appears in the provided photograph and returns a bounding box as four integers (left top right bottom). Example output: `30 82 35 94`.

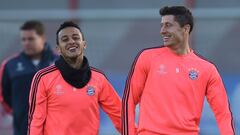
28 53 42 60
168 38 191 55
63 55 83 69
169 44 191 55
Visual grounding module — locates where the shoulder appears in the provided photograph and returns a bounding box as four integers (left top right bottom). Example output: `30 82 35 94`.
43 43 59 59
136 46 167 61
131 46 166 66
90 67 108 81
1 53 22 69
33 65 59 80
138 46 164 57
193 52 216 69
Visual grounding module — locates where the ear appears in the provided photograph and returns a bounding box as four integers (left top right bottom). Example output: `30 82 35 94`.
184 24 191 34
56 45 61 54
82 41 87 49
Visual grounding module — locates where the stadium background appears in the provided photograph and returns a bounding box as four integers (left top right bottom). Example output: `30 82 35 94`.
0 0 240 134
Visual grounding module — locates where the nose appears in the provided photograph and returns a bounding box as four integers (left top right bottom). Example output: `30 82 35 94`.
160 26 166 35
68 37 75 44
22 39 30 46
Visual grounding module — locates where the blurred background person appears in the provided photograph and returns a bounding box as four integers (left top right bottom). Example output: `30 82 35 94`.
0 20 58 135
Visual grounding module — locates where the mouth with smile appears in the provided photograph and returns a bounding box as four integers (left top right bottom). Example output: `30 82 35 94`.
66 44 79 52
162 34 172 42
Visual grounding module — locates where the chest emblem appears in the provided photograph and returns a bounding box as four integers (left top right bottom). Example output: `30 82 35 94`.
188 68 199 80
86 86 95 96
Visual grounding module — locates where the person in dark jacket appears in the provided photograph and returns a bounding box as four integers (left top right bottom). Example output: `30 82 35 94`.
0 20 58 135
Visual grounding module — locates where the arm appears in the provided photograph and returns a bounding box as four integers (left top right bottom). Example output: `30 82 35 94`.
28 73 47 135
0 61 12 113
122 52 149 135
206 66 235 135
99 76 122 133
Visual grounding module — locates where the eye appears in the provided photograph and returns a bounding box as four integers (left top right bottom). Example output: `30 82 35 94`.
160 23 172 29
28 37 34 41
73 36 80 41
61 37 69 42
165 23 172 28
22 37 34 42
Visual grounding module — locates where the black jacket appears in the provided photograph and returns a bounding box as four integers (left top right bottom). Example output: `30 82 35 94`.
0 43 58 135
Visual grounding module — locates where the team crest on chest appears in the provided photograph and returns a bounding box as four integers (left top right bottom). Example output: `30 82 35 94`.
86 86 95 96
188 68 199 80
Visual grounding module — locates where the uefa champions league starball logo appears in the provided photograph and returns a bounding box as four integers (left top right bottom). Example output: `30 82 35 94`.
86 86 95 96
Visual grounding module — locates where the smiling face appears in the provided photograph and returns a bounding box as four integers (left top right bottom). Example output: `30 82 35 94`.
57 27 86 59
160 15 187 47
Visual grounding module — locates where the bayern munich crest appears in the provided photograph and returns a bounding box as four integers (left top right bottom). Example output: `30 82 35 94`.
188 69 199 80
87 86 95 96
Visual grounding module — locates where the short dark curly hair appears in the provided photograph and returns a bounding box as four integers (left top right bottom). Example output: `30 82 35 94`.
159 6 194 33
56 21 85 45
